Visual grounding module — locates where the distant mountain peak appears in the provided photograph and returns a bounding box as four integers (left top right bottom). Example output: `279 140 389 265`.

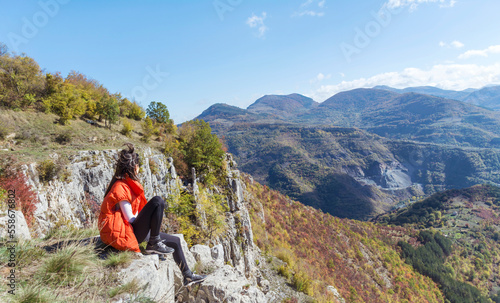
247 93 318 118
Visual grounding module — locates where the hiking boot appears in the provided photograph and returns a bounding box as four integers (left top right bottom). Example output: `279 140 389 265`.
183 269 207 285
145 238 175 255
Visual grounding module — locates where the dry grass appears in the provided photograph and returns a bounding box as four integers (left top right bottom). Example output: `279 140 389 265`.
0 227 149 303
0 108 164 164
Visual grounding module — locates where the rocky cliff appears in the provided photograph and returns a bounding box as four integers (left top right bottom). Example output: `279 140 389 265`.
4 147 307 302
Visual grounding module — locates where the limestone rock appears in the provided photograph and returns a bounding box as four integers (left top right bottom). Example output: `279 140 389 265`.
190 244 212 265
211 244 225 267
20 147 178 237
0 210 31 240
118 254 176 302
176 265 266 303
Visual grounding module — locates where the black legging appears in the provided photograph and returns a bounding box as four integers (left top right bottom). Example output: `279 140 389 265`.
131 196 189 272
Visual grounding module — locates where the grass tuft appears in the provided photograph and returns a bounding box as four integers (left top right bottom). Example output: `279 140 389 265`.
104 251 133 268
108 279 140 298
39 242 98 285
11 284 59 303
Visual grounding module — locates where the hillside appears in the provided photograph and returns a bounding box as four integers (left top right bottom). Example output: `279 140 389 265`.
374 184 500 300
374 85 500 111
372 85 473 101
209 122 500 220
465 86 500 110
302 89 500 147
196 88 500 220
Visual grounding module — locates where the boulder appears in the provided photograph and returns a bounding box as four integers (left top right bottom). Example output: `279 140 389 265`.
0 210 31 240
176 265 266 303
118 254 176 302
190 244 213 265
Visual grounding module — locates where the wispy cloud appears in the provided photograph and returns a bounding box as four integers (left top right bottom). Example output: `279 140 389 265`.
384 0 456 11
246 12 268 38
459 45 500 59
312 63 500 100
310 72 331 83
439 40 464 49
293 0 326 17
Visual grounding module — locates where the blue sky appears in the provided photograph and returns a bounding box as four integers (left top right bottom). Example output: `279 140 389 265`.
1 0 500 123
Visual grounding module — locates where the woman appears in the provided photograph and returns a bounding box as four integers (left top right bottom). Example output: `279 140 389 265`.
98 143 206 285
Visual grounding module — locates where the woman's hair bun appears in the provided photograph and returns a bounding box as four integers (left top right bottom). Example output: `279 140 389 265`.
123 143 135 154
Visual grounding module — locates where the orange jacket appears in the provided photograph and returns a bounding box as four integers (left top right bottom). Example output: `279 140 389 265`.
98 176 148 252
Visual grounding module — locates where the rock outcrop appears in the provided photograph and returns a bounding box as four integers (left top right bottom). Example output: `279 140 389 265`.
175 265 266 303
118 254 177 302
0 210 31 240
8 148 273 302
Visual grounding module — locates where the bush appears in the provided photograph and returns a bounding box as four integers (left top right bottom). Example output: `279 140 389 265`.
55 130 72 144
0 162 38 227
38 159 57 183
277 264 292 279
141 116 155 143
292 270 313 295
121 119 133 137
0 122 7 140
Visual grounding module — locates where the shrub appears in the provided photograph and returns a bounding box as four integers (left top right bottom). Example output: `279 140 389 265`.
0 122 7 140
82 192 100 227
0 162 38 227
38 159 57 183
141 116 155 143
149 158 159 175
277 264 292 279
55 130 72 144
293 270 313 295
121 119 133 137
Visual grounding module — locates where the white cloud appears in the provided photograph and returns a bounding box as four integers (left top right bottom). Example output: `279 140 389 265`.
246 12 268 38
385 0 456 11
451 41 464 48
312 63 500 101
293 0 326 17
459 45 500 59
439 40 464 49
310 73 331 83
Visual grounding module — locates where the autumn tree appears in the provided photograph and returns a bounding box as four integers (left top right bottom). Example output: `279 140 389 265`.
0 52 45 109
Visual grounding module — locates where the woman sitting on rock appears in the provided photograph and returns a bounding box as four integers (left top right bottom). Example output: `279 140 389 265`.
98 143 206 285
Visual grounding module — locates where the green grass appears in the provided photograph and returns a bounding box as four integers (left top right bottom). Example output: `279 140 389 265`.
0 228 149 302
104 251 133 268
108 279 140 298
10 284 61 303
